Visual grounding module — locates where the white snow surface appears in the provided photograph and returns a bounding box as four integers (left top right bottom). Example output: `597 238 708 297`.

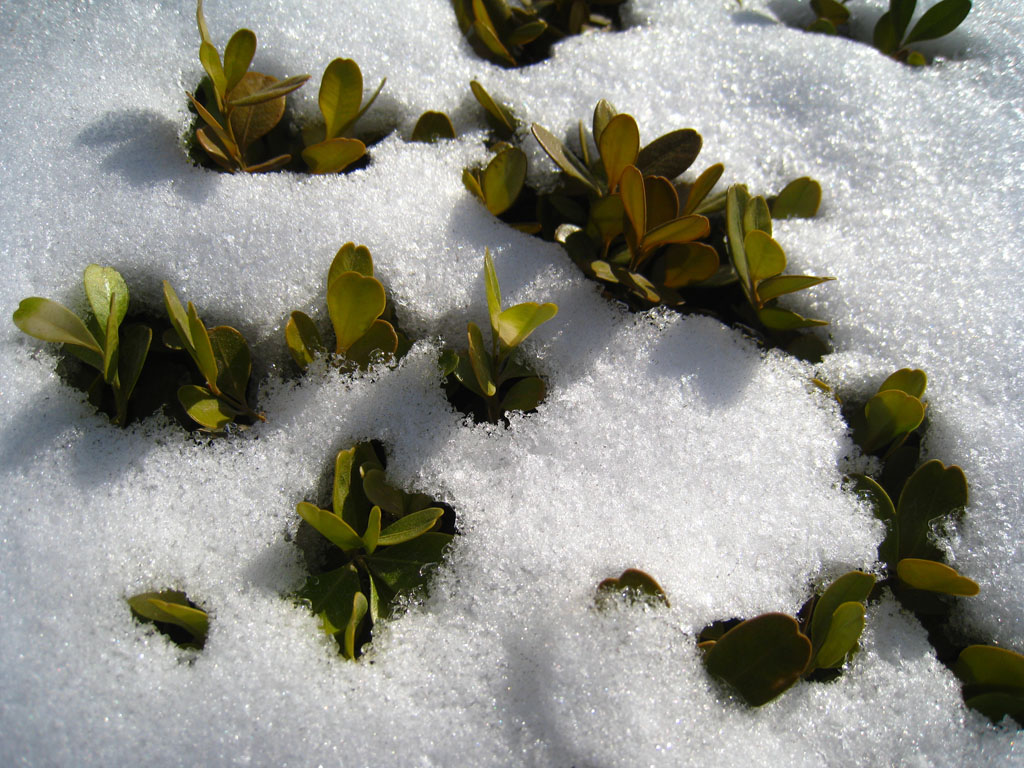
2 0 1023 765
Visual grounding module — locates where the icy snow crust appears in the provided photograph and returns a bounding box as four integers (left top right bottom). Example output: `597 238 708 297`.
1 0 1022 764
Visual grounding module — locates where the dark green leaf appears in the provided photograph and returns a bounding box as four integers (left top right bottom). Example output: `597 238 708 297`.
412 111 456 142
904 0 971 46
501 376 547 412
810 571 875 660
531 122 601 195
296 564 363 643
285 311 324 370
207 325 251 407
896 460 968 561
365 533 452 595
636 129 702 180
771 177 822 219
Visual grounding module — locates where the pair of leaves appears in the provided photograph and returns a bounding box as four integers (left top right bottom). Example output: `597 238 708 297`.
852 460 977 596
873 0 972 58
955 645 1024 726
285 243 400 371
701 571 874 707
12 265 152 426
301 58 384 174
164 281 257 430
725 185 832 330
854 368 927 455
128 590 209 648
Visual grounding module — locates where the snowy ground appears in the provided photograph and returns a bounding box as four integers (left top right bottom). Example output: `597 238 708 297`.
2 0 1023 765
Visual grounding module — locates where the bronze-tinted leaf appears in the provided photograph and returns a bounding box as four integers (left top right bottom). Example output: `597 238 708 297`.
412 111 456 142
599 114 640 193
227 72 287 151
301 137 366 174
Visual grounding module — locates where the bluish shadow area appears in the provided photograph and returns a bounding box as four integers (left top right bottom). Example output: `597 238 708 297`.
76 109 213 205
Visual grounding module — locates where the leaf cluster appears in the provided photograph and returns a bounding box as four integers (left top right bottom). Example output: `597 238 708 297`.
164 282 262 431
698 571 875 706
440 250 558 423
295 443 454 659
13 265 152 427
286 243 409 372
807 0 971 65
452 0 626 68
128 590 209 649
190 1 383 175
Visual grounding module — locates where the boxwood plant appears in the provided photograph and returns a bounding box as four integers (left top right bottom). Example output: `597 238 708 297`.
440 249 558 423
295 443 455 659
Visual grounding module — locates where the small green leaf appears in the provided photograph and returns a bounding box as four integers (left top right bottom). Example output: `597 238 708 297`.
873 11 902 54
327 272 387 354
507 19 547 45
361 468 408 517
642 214 710 249
955 645 1024 691
13 297 102 355
177 384 237 430
599 114 640 193
896 460 968 561
412 111 456 142
365 532 452 595
467 321 497 396
194 127 235 170
296 564 363 646
964 692 1024 727
334 445 375 533
472 18 517 67
188 93 237 156
897 558 979 596
319 58 363 140
470 80 515 134
496 302 558 350
682 163 724 215
343 591 368 660
297 501 364 551
850 473 897 566
811 0 851 24
463 168 485 202
904 0 971 46
146 598 210 642
196 0 213 46
879 368 927 399
186 303 219 389
636 128 702 180
285 311 324 370
744 230 787 285
482 147 527 216
83 264 129 334
810 571 875 659
301 137 366 174
592 99 616 145
531 123 602 195
619 165 646 241
771 177 822 219
813 601 866 669
484 249 503 342
162 281 193 353
860 389 926 454
118 324 152 404
102 295 119 384
743 195 773 238
501 376 547 412
207 326 251 408
363 505 381 554
726 184 752 289
378 507 444 546
439 348 460 377
756 274 833 302
657 243 719 287
702 613 812 707
756 306 829 330
329 242 374 282
198 41 227 104
223 29 256 93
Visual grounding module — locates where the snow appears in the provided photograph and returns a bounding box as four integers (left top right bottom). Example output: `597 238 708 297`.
2 0 1023 764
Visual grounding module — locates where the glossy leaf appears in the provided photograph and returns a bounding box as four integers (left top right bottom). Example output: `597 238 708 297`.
483 147 527 216
744 230 786 285
636 128 702 180
955 645 1024 691
897 558 979 596
146 598 210 641
531 123 601 195
599 114 640 192
329 243 374 283
285 311 323 370
301 137 366 174
327 272 386 353
467 321 496 396
319 58 362 140
896 460 968 561
199 41 227 103
814 601 866 669
771 177 821 219
177 384 237 430
810 571 875 658
83 264 129 334
642 214 710 249
412 111 456 142
860 389 925 454
297 501 364 551
501 375 546 412
496 302 558 350
904 0 971 46
703 613 812 707
223 29 256 93
378 507 445 547
365 532 452 595
13 297 101 354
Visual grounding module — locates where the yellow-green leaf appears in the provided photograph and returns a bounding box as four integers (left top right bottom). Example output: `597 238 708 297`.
682 163 725 215
319 58 363 140
343 319 398 369
467 321 496 396
285 311 324 370
642 214 710 250
329 243 374 283
482 147 527 216
412 111 455 142
619 165 646 241
599 114 640 193
223 29 256 94
897 558 979 596
302 137 366 174
13 297 101 354
879 368 927 399
484 249 502 342
744 230 787 286
496 302 558 350
177 384 237 430
378 507 444 547
813 601 866 669
198 41 226 104
297 501 364 551
327 272 387 353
